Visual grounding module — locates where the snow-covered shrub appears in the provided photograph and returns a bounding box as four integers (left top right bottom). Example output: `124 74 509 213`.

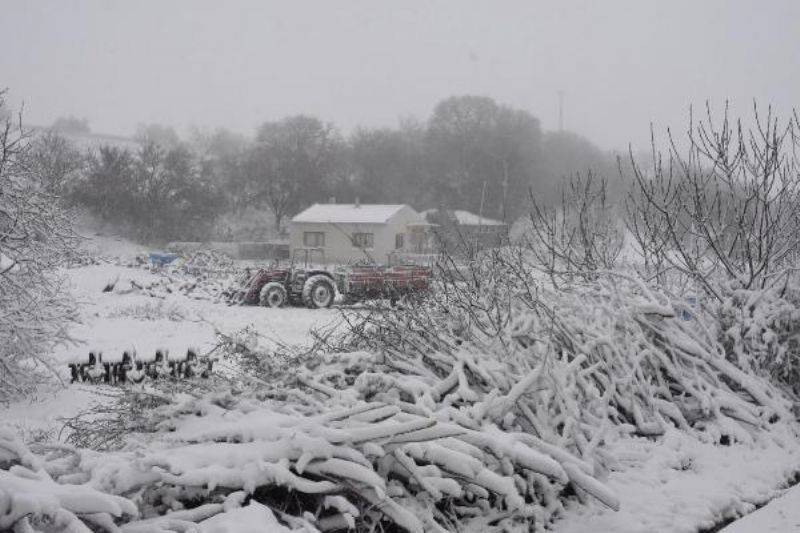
97 248 787 531
12 382 614 533
1 423 320 532
217 246 784 529
524 170 625 278
5 248 797 532
0 91 78 401
41 312 618 532
339 247 789 450
719 285 800 397
63 388 176 450
0 427 138 531
625 105 800 299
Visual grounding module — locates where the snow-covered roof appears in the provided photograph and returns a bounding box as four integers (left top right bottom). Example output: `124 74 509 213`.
422 209 506 227
292 204 408 224
451 210 506 226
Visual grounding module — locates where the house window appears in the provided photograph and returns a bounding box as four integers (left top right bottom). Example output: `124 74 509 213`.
351 232 374 249
303 231 325 247
395 233 405 250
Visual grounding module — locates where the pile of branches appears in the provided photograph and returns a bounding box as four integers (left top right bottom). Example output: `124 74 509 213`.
98 249 243 303
178 250 237 277
0 427 138 532
332 247 790 450
112 274 231 302
2 249 795 532
2 383 616 533
108 262 244 303
0 423 301 532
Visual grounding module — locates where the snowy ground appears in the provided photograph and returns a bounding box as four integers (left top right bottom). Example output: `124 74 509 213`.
721 482 800 532
554 428 800 533
2 239 340 439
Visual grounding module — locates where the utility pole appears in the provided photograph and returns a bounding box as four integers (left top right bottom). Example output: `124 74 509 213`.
558 90 564 131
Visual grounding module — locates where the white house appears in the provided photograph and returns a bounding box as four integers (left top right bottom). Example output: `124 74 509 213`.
289 203 428 265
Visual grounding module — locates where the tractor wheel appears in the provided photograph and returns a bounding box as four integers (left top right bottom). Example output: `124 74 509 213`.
303 275 335 309
259 282 288 308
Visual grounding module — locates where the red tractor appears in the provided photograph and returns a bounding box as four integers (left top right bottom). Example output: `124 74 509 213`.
236 249 337 309
234 249 432 309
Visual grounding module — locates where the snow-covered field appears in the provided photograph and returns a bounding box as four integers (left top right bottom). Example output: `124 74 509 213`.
2 236 340 439
4 235 800 532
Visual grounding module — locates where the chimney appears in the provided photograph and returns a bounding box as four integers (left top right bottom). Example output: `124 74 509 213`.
354 197 360 208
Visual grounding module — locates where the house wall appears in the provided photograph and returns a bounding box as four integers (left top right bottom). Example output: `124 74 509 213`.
432 223 508 255
289 206 422 265
458 224 508 248
290 221 398 265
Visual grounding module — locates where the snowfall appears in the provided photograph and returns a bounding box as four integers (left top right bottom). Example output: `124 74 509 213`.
3 233 800 532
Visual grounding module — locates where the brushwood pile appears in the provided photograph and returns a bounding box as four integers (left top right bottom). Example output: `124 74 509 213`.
3 246 800 533
98 250 245 302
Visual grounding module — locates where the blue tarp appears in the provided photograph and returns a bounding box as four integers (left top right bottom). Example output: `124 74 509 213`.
149 252 179 267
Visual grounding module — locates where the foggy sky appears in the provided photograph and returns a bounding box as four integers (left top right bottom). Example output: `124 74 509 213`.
2 0 798 151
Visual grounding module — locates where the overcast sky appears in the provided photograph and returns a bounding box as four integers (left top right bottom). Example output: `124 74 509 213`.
2 0 798 150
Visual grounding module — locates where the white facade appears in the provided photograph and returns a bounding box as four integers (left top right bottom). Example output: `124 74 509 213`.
289 204 425 265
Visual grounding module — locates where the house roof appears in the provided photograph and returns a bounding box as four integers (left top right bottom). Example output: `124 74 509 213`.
451 210 506 226
292 203 409 224
422 209 506 227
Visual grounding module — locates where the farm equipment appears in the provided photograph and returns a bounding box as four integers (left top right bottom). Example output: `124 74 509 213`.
232 248 432 308
68 349 213 385
232 248 337 308
334 264 432 305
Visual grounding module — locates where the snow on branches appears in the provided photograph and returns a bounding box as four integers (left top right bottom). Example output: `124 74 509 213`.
0 427 137 532
3 206 798 532
0 90 78 401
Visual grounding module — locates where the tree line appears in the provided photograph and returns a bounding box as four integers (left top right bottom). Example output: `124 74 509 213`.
45 94 618 243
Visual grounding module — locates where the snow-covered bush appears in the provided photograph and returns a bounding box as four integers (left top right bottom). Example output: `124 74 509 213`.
719 285 800 397
625 104 800 299
0 427 138 531
0 90 78 401
524 170 625 279
24 379 617 533
5 244 799 532
339 247 789 449
45 248 793 532
0 423 315 532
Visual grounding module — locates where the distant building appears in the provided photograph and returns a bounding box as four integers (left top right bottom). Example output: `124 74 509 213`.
422 208 508 251
289 202 431 265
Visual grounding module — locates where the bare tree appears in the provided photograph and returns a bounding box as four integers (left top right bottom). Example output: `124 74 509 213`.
250 115 341 233
625 103 800 299
426 95 542 221
243 144 298 235
51 115 90 135
0 90 78 400
25 129 84 194
524 170 624 284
